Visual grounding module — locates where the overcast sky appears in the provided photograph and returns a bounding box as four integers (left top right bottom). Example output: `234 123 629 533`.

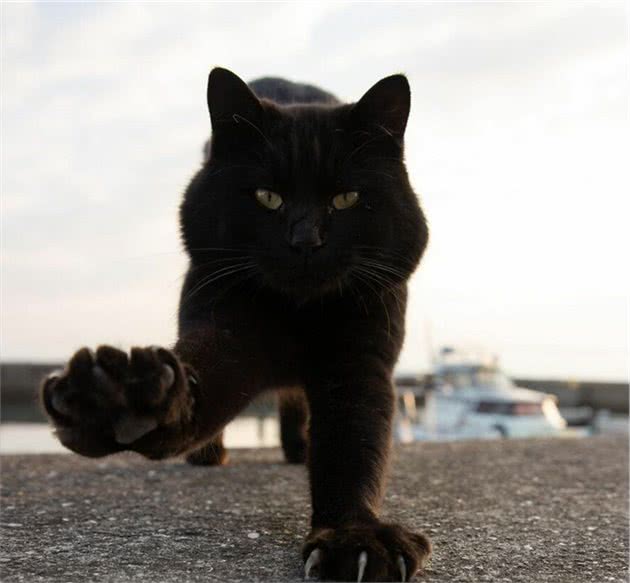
1 2 628 380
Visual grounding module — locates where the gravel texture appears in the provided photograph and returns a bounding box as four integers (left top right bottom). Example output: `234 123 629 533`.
1 436 627 582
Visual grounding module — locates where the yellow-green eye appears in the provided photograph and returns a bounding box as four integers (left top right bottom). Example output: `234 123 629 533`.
255 189 283 210
332 191 360 210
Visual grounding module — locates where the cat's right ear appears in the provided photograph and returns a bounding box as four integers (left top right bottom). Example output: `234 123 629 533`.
207 68 262 130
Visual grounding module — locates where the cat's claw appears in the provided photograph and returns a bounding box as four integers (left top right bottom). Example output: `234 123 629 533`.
397 555 407 582
303 548 399 581
304 548 322 579
357 550 368 582
113 413 158 444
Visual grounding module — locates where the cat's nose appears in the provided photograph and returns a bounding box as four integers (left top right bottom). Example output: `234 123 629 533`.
289 218 324 250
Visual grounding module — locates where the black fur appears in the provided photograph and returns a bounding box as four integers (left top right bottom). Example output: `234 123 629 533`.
41 67 431 581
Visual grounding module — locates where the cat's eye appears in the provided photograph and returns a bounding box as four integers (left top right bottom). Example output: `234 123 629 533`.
255 189 283 211
332 191 360 210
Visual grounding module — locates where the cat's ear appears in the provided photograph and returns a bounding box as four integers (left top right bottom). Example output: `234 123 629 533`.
350 74 410 139
207 67 262 129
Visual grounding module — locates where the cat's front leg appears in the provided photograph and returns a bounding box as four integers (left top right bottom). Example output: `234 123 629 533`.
41 345 195 458
303 370 431 581
41 315 292 459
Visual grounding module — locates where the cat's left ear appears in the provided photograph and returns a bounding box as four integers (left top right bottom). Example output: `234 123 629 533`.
350 74 411 139
207 67 262 130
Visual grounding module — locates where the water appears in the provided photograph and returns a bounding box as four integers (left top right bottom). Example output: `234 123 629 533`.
0 417 280 454
1 413 625 454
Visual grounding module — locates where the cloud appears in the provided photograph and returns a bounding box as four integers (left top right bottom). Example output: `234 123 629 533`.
1 2 628 379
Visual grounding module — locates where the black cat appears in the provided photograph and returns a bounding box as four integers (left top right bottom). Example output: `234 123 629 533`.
41 67 431 581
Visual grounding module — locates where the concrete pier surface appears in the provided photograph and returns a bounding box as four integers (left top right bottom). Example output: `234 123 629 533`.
1 436 627 582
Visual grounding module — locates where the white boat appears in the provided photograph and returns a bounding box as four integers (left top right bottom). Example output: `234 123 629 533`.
396 347 567 442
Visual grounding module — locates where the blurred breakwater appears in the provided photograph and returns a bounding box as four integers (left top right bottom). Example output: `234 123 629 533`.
513 377 628 413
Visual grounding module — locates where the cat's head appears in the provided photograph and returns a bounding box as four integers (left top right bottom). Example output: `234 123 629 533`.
180 68 428 300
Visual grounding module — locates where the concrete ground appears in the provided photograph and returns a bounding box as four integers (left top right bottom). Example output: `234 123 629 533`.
1 436 627 582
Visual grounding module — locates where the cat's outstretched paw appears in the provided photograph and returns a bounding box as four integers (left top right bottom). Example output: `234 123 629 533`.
41 346 193 457
303 522 431 582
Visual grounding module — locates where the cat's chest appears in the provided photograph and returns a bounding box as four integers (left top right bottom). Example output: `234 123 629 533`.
292 292 399 339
